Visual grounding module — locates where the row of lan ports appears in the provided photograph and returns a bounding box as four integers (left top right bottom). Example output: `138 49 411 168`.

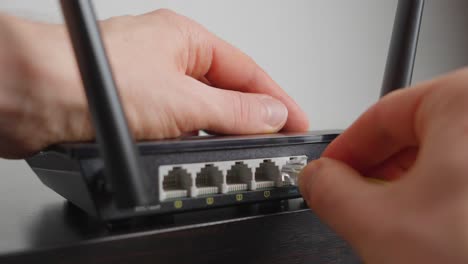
158 156 307 201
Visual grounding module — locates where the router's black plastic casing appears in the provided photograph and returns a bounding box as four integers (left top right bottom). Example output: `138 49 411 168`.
27 131 338 222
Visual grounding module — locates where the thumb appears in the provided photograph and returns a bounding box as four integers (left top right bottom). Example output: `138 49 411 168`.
189 78 289 134
299 158 384 247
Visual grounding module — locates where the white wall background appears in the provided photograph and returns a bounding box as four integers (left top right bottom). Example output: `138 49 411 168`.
0 1 467 189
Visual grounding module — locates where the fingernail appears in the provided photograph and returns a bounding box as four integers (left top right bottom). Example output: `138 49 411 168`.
261 97 288 129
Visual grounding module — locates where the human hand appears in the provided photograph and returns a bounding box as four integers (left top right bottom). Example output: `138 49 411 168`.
299 68 468 263
0 10 308 158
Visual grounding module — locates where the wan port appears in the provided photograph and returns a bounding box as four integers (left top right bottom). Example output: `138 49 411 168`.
255 160 280 189
162 167 192 200
226 162 251 193
195 164 222 196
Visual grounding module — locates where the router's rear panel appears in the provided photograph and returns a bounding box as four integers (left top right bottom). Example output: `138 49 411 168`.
27 131 339 222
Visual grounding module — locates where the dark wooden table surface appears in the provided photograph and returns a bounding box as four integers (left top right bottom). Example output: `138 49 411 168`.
0 160 360 264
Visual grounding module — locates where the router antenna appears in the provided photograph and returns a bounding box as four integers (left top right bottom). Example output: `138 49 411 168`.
380 0 425 97
60 0 149 207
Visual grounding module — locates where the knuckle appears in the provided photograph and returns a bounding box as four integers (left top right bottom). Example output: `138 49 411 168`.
148 8 192 41
150 8 189 28
229 92 252 130
151 8 178 18
101 15 134 31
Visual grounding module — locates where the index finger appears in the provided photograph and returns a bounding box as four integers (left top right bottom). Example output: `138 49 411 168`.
183 18 309 132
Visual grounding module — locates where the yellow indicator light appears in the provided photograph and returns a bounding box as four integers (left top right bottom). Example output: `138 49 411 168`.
174 200 183 209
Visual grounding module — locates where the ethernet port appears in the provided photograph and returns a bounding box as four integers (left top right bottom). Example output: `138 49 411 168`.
281 156 308 186
195 164 222 196
226 162 251 192
255 160 280 189
162 167 191 200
